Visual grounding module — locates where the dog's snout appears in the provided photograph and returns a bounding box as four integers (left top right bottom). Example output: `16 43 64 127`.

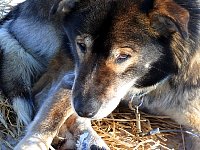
73 97 101 118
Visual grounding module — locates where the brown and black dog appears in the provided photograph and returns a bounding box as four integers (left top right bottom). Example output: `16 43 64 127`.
64 0 200 133
61 0 200 149
1 0 200 149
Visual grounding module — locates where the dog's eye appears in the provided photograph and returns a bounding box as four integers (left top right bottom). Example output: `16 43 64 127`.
116 54 131 64
77 42 86 53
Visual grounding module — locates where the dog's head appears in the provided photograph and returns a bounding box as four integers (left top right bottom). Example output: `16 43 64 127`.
63 0 189 119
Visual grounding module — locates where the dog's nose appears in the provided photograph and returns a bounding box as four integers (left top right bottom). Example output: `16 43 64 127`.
77 110 96 118
73 97 100 118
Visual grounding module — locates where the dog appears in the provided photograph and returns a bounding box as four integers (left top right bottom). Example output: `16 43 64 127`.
0 0 80 125
61 0 200 149
1 0 200 149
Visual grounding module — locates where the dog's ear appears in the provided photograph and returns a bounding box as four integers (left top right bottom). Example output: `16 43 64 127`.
51 0 79 15
150 0 189 39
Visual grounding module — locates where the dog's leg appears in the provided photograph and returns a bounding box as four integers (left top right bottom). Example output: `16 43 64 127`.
14 82 73 150
58 114 109 150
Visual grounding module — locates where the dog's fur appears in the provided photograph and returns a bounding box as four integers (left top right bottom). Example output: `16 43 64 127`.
1 0 200 149
0 0 75 125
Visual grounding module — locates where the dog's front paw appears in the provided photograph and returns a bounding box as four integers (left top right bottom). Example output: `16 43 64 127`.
76 131 109 150
14 136 49 150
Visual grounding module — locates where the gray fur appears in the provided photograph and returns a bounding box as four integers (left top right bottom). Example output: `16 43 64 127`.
0 0 69 124
9 18 62 60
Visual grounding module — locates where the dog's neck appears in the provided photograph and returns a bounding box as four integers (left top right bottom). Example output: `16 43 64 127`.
171 49 200 88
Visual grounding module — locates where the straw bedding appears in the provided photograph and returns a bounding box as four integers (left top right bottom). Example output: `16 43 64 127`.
0 92 24 149
92 107 185 150
0 3 185 149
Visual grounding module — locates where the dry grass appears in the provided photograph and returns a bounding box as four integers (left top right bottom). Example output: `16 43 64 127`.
0 92 24 149
92 107 185 150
